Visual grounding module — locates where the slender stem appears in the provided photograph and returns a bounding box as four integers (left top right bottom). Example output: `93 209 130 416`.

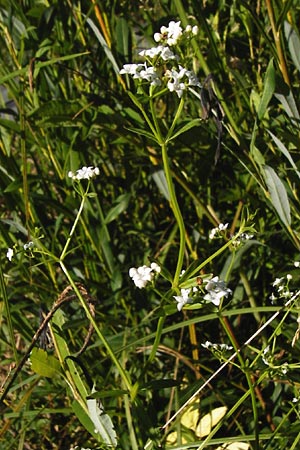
59 190 87 261
161 141 186 287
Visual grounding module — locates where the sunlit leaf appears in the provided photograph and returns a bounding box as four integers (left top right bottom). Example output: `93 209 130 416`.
195 406 227 437
30 347 61 378
87 386 118 447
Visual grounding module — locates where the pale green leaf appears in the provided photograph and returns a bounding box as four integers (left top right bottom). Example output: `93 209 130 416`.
263 165 291 227
87 386 118 447
152 170 170 201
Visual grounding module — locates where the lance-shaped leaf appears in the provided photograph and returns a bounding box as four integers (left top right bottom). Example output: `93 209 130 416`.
263 165 291 227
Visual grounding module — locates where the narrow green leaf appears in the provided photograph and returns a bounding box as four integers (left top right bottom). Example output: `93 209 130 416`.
166 118 201 142
125 126 158 143
267 130 300 180
257 58 275 120
274 89 300 121
263 165 291 227
116 17 130 58
86 17 120 77
30 348 61 378
104 193 131 224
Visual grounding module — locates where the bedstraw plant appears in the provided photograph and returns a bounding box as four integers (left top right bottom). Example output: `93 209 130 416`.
1 1 300 449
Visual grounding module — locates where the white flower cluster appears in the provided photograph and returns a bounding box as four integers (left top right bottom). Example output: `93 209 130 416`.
173 275 232 311
209 222 229 239
120 20 201 98
68 166 100 181
201 341 233 352
129 262 161 288
6 241 35 262
154 21 198 46
262 345 288 375
270 274 293 303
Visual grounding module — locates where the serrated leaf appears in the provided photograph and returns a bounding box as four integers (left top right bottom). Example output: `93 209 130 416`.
263 165 291 227
30 347 61 378
87 386 118 447
257 58 275 120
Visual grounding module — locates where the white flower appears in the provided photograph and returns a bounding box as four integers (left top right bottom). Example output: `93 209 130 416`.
154 21 183 46
201 341 233 351
68 166 100 181
294 261 300 268
287 274 292 281
129 262 160 288
262 345 270 366
192 25 199 35
139 45 177 61
209 223 229 239
173 288 192 311
204 276 232 306
24 241 34 250
120 63 161 86
119 63 141 75
166 65 200 98
272 277 284 287
6 248 14 261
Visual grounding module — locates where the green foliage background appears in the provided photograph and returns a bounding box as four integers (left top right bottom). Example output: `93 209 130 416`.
1 0 300 449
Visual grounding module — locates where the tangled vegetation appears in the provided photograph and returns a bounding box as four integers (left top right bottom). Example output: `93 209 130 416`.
1 1 300 449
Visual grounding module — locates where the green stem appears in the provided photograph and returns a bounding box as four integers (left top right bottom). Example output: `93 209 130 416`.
59 189 87 261
161 141 186 288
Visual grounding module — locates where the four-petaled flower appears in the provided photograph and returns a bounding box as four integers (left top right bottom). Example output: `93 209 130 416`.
204 276 232 306
129 262 161 289
173 288 193 311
